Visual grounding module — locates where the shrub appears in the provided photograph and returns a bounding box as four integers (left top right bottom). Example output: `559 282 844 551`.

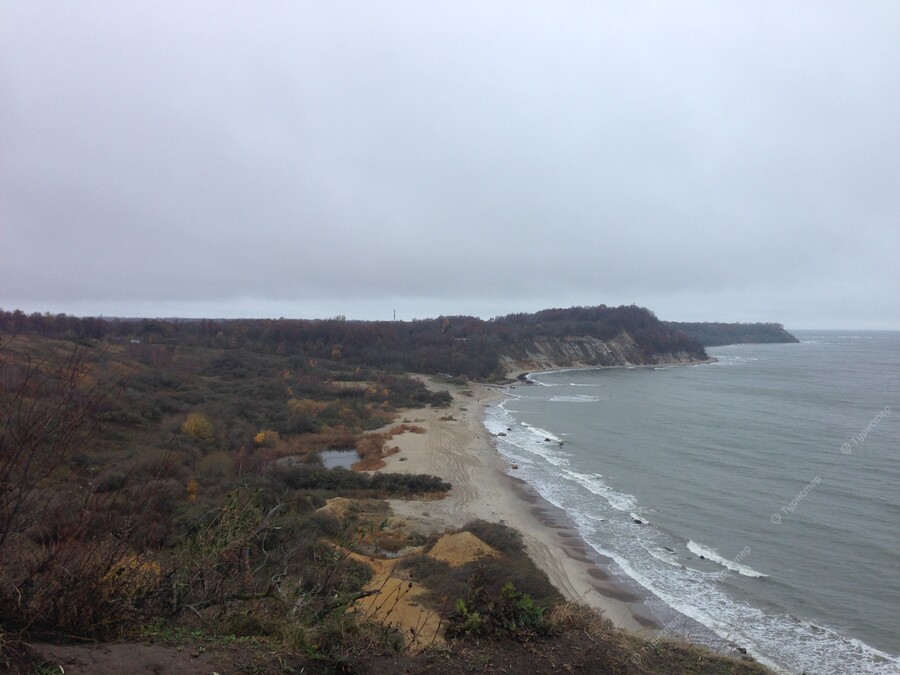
195 451 234 483
399 554 469 605
0 346 166 638
181 412 214 441
445 579 551 640
96 470 128 493
253 429 279 447
269 465 450 498
462 520 526 557
167 487 273 613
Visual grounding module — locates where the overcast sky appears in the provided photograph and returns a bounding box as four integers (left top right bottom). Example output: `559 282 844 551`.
2 2 898 329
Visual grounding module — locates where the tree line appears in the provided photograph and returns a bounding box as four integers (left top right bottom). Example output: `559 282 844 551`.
665 321 799 347
0 305 707 379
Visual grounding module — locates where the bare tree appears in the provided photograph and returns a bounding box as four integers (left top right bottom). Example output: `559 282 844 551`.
0 346 112 549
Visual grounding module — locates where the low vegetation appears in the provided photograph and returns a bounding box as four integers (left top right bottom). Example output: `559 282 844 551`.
0 336 450 658
0 327 766 673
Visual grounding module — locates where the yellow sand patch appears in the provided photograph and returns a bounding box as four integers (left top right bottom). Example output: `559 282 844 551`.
350 552 442 652
350 532 501 651
426 531 501 567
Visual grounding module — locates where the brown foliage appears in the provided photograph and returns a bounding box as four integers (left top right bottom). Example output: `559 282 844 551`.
0 346 170 637
0 347 110 551
353 434 388 471
387 423 426 436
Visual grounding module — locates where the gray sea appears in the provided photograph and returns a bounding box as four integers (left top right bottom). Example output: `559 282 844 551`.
485 331 899 674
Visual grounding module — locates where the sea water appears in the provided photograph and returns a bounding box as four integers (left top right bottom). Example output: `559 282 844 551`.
484 331 899 674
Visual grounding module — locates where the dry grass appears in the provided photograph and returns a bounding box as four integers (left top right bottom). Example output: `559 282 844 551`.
352 424 426 471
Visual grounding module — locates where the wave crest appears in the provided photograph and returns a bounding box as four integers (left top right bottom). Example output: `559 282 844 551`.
687 541 767 578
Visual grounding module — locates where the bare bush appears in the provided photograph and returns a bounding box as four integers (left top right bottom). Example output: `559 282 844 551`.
0 346 160 637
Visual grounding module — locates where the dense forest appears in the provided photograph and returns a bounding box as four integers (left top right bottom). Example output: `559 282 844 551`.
0 305 706 380
665 321 799 347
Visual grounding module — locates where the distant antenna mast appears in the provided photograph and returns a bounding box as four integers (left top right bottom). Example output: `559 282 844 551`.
393 309 396 321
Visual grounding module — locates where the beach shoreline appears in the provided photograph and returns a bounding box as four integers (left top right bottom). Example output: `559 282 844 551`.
380 377 664 635
505 355 718 381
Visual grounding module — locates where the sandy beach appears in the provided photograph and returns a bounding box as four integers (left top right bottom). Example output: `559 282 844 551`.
380 377 662 635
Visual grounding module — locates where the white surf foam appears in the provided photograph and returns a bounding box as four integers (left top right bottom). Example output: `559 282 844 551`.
487 408 570 469
686 541 768 579
520 422 562 443
524 373 560 386
550 394 603 403
563 498 898 674
559 468 638 514
642 543 684 568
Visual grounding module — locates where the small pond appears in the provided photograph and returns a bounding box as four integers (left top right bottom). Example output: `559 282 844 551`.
320 449 358 470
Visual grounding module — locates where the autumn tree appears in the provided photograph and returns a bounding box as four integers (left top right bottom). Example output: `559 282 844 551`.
181 411 214 442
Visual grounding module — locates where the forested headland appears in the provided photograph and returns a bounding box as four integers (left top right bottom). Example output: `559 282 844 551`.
665 321 799 347
1 304 708 380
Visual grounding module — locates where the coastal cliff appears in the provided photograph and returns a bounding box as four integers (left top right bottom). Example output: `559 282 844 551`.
497 331 707 374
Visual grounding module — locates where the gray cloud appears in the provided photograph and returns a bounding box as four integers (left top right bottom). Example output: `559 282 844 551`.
2 1 899 327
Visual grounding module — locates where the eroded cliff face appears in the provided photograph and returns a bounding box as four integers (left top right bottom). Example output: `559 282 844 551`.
497 332 705 375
